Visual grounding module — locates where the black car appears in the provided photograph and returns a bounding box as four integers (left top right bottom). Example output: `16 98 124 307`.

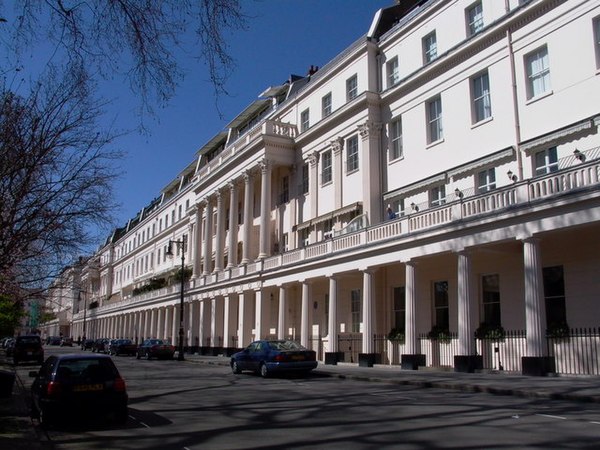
108 339 137 356
29 354 128 427
231 339 318 378
91 338 109 353
136 339 175 360
80 339 94 350
12 335 44 365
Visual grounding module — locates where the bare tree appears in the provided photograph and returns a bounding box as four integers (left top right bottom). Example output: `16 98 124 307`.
0 67 121 302
3 0 246 112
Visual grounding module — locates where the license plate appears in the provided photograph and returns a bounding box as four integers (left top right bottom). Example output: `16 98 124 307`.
291 355 305 361
27 351 33 355
73 384 103 392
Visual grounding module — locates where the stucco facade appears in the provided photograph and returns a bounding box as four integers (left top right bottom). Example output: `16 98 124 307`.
68 0 600 375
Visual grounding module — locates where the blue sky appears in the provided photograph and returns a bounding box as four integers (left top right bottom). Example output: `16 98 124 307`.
105 0 393 232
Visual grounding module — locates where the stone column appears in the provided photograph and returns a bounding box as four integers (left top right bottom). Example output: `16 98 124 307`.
187 300 195 351
241 171 253 264
325 275 342 364
455 251 482 372
192 202 204 278
223 294 232 351
202 197 213 275
254 290 265 340
238 291 251 348
358 120 383 224
258 159 272 259
277 286 287 340
331 137 344 210
301 281 311 348
164 307 171 341
156 308 163 341
522 237 554 375
307 152 319 240
360 269 377 366
214 189 225 272
227 181 239 268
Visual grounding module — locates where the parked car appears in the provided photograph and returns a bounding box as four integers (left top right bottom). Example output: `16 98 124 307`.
60 337 73 347
108 339 137 356
80 339 94 351
92 338 109 353
46 336 62 346
230 339 318 378
12 335 44 365
136 339 175 360
29 353 128 427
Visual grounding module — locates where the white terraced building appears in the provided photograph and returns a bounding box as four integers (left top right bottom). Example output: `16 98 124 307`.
65 0 600 375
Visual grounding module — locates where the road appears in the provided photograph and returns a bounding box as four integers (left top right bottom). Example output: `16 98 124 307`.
15 346 600 449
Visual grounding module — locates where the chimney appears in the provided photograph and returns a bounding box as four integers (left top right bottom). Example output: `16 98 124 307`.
307 65 319 76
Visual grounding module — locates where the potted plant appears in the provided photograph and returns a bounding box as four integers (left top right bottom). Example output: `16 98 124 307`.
427 325 451 343
546 321 570 339
475 323 506 342
387 327 405 343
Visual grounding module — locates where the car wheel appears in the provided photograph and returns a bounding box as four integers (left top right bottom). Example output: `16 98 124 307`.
37 357 44 364
13 358 18 366
259 363 269 378
136 352 141 360
146 352 151 360
30 399 39 419
231 360 241 374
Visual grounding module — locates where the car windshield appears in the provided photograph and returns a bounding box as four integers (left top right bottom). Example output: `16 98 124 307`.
56 358 118 382
267 340 305 351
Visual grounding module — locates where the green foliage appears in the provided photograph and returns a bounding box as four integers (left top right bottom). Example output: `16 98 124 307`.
475 323 506 341
173 267 192 283
427 325 452 343
387 327 405 343
0 294 24 335
39 311 57 324
547 321 570 339
133 277 167 296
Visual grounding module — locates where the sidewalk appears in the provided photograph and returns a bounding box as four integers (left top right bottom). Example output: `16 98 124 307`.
2 354 599 449
0 359 43 450
185 354 600 404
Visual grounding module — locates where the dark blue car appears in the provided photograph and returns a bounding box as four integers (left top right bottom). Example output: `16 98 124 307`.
231 340 318 377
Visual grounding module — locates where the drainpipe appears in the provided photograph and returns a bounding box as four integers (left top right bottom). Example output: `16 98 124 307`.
507 28 524 181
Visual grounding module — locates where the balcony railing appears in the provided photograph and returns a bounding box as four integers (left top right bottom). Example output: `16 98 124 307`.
87 154 600 318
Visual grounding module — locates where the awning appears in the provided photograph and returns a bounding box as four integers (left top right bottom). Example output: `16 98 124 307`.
521 116 598 154
447 147 515 180
384 173 446 200
294 202 362 231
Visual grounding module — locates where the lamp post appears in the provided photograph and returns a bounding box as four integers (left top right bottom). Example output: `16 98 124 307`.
166 235 187 361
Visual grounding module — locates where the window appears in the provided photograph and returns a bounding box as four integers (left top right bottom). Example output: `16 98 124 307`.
346 74 358 101
477 168 496 193
466 1 484 36
543 266 567 329
393 287 406 331
386 56 400 88
301 163 309 194
482 274 501 326
346 135 359 173
525 45 551 99
534 147 558 176
300 109 310 132
351 289 362 333
389 117 403 161
594 17 600 68
321 150 332 184
430 185 446 206
472 71 491 123
422 31 437 64
433 281 449 329
178 205 182 220
322 92 332 118
427 96 443 143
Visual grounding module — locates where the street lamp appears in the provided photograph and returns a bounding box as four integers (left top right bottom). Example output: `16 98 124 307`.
166 235 187 361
